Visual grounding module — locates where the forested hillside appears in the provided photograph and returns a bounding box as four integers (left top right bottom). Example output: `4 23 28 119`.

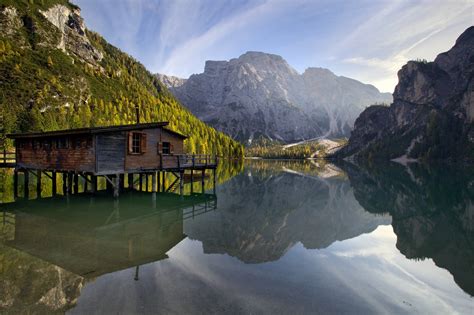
0 0 243 157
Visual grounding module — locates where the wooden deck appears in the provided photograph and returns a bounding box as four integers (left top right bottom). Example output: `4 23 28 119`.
0 150 15 168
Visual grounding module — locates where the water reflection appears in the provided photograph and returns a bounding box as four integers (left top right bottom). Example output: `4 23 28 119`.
0 192 216 313
338 161 474 296
185 160 390 263
0 160 473 314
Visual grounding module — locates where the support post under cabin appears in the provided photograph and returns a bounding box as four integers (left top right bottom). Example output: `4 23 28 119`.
52 172 57 196
179 171 184 196
62 172 67 195
201 169 205 194
114 175 120 198
190 169 194 194
91 175 97 194
128 173 134 190
139 173 143 192
119 174 125 192
13 169 18 199
74 173 79 194
24 170 29 199
36 170 41 199
152 172 157 193
67 172 73 195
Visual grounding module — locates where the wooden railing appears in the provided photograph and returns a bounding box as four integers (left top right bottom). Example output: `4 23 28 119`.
161 154 218 169
0 150 15 167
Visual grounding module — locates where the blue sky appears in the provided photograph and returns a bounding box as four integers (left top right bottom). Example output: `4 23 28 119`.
73 0 473 92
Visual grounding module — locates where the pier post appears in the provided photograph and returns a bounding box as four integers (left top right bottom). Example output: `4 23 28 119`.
152 172 157 193
74 173 79 194
139 173 143 192
83 174 88 193
114 175 120 198
201 169 205 194
213 169 216 195
36 170 41 199
67 172 73 195
52 172 57 196
190 169 194 194
157 171 161 192
119 174 125 192
62 172 67 195
13 169 18 199
162 172 166 192
179 171 184 196
91 175 97 194
128 173 134 190
146 174 149 192
24 170 29 199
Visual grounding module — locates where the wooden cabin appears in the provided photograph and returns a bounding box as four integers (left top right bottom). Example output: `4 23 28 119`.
7 122 218 175
7 122 217 197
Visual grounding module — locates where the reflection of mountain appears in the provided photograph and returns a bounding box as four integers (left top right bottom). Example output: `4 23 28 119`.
0 192 216 313
185 162 390 263
339 161 474 296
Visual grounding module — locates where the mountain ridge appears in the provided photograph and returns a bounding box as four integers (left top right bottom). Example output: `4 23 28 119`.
157 51 392 144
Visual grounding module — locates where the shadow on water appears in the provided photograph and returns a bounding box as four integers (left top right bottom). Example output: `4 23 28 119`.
335 160 474 296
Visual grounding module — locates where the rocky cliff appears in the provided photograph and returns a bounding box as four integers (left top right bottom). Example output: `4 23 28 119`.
338 160 474 296
158 52 391 144
335 27 474 161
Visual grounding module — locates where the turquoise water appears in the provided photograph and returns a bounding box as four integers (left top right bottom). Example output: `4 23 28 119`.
0 160 473 314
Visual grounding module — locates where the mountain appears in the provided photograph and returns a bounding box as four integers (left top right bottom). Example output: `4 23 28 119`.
185 161 390 263
334 27 474 162
338 160 474 296
158 52 392 144
0 0 243 157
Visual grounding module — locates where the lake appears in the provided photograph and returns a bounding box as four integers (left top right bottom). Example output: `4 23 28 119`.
0 160 473 314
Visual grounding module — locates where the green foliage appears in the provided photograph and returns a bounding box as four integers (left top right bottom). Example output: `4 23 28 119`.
0 0 243 157
246 137 328 159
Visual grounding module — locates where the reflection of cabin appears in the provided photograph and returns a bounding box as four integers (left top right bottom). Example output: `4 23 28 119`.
2 192 217 278
7 122 218 197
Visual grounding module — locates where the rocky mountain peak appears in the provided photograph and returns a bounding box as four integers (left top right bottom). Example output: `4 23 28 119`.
159 52 392 143
40 4 103 66
334 27 474 162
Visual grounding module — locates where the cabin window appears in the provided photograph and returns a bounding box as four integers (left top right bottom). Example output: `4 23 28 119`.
162 142 171 154
128 132 147 154
56 138 69 149
32 140 42 150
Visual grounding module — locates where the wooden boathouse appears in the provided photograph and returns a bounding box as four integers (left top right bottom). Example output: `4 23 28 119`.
6 122 218 198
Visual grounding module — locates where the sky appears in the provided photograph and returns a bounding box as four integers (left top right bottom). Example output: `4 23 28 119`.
73 0 473 93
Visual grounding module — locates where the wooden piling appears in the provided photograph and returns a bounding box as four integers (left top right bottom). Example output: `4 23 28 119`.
152 172 157 193
201 169 205 194
24 170 29 199
36 170 41 198
62 172 67 195
179 171 184 196
67 172 73 195
52 172 57 196
128 173 134 190
114 175 120 198
74 173 79 194
91 175 97 194
13 169 18 199
139 173 143 191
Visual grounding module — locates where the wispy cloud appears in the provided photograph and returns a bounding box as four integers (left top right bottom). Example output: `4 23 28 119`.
74 0 473 92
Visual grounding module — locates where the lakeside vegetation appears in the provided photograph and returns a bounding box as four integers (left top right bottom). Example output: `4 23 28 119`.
246 137 347 159
0 0 244 157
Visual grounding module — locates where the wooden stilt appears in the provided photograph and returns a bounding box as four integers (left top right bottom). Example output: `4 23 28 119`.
157 171 161 192
190 169 194 194
68 172 73 195
139 174 143 191
213 168 216 195
36 170 41 199
128 173 134 190
13 169 18 199
52 172 57 196
179 171 184 196
91 175 97 194
114 175 120 198
62 172 67 195
83 174 88 193
152 172 157 193
162 172 166 192
201 169 205 194
24 170 29 199
74 173 79 194
119 174 125 192
145 174 149 192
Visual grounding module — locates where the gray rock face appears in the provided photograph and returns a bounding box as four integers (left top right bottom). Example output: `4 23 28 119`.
335 26 474 161
158 51 391 143
40 5 103 66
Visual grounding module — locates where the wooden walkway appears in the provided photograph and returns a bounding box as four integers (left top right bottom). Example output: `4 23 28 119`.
0 150 15 168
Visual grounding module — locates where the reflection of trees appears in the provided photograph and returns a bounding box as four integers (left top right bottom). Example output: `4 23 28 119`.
185 161 389 263
338 161 474 296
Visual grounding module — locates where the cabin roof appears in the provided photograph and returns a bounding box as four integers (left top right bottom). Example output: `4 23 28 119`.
7 122 188 139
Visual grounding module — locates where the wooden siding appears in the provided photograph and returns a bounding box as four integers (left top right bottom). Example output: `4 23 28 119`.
125 128 185 172
96 133 126 174
16 136 95 172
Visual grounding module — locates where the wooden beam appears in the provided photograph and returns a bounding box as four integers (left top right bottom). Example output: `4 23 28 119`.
52 172 57 196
